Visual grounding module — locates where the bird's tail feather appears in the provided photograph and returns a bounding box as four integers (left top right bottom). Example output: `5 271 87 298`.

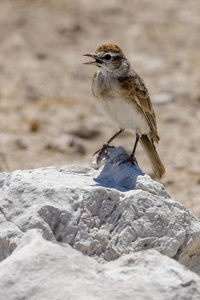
139 135 165 179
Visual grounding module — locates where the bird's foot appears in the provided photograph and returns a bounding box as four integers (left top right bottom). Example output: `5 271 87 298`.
93 144 115 165
119 155 138 166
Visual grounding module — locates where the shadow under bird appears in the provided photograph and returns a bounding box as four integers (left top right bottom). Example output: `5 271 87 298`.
83 43 165 179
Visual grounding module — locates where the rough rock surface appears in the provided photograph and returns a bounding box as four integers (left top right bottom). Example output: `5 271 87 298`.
1 147 200 276
1 229 200 300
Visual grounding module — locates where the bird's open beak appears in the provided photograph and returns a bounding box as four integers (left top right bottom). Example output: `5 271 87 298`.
83 53 97 65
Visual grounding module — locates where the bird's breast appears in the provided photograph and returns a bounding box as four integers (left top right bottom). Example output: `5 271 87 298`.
92 75 149 135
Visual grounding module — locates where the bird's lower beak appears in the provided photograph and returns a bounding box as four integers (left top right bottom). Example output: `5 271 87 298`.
83 53 97 65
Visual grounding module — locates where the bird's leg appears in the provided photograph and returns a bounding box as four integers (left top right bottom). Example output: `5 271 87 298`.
119 134 140 166
93 129 124 164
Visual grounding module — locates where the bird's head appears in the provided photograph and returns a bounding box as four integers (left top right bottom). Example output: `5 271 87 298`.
83 43 128 73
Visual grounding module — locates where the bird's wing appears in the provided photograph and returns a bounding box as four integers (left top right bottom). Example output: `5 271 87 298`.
133 74 160 142
133 74 152 112
118 74 159 142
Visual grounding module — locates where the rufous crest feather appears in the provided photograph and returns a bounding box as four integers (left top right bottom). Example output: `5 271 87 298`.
94 44 123 54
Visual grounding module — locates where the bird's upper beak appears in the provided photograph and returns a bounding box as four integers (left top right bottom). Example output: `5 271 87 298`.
83 53 97 65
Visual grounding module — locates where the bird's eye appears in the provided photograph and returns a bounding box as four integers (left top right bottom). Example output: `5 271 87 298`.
104 54 111 60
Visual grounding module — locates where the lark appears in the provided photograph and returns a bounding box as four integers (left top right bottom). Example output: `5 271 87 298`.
83 43 165 179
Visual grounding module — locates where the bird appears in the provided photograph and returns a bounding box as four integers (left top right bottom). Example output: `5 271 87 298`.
83 43 165 179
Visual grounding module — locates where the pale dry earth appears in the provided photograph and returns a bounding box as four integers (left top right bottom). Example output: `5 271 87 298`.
0 0 200 214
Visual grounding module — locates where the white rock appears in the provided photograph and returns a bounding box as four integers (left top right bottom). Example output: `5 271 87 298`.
0 147 200 276
0 229 200 300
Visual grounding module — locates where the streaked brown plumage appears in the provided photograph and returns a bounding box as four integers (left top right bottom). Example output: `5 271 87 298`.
83 43 165 179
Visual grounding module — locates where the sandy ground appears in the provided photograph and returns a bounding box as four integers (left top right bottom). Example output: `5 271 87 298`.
0 0 200 215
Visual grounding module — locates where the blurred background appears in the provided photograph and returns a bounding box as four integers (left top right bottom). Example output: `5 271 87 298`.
0 0 200 215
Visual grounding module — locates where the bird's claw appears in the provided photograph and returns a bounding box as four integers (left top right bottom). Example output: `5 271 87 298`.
93 144 115 165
